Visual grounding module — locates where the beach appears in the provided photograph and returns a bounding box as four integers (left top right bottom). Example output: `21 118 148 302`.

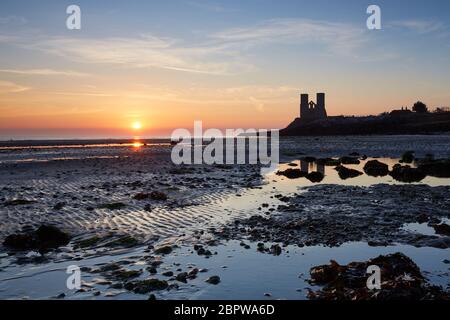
0 135 449 300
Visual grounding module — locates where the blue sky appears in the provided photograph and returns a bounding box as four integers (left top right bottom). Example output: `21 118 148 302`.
0 0 449 138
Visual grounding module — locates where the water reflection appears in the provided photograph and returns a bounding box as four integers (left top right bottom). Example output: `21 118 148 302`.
271 157 449 187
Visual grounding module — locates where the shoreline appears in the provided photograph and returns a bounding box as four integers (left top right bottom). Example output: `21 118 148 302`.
0 136 449 300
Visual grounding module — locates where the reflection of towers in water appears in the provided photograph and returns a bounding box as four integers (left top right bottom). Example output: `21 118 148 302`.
300 160 309 173
317 163 325 175
300 160 325 175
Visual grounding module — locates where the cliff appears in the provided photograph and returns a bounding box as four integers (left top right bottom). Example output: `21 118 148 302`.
280 112 450 136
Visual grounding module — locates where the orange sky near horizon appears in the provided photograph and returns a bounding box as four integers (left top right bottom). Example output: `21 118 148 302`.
1 1 450 139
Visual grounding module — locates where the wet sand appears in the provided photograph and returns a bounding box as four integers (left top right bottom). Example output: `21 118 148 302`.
0 135 449 300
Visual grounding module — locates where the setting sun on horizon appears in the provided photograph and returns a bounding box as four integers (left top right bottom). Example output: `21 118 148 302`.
132 121 142 130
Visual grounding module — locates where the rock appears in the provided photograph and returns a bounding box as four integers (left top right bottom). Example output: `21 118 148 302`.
53 202 66 210
150 191 167 201
390 165 426 183
301 157 316 163
3 225 70 252
133 193 149 200
111 269 142 280
308 253 449 300
335 165 363 180
270 244 282 256
339 156 360 165
306 172 324 183
105 235 139 248
310 260 341 284
416 213 429 223
206 276 221 285
432 223 450 236
187 268 199 279
276 168 306 179
147 267 157 274
148 294 156 300
162 271 174 277
176 272 188 283
418 158 450 178
98 202 126 210
154 245 172 255
3 199 36 206
401 151 415 164
126 278 168 294
363 160 389 177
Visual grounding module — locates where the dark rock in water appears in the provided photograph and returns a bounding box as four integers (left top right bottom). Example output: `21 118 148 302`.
105 235 139 248
111 269 142 281
53 202 66 210
98 202 126 210
162 271 174 277
432 223 450 236
276 168 307 179
3 199 36 206
306 172 324 183
335 165 363 180
176 272 188 283
187 268 199 279
34 225 70 249
3 225 70 252
148 294 156 300
363 160 389 177
133 193 149 200
418 158 450 178
270 244 282 256
3 233 35 250
125 278 168 294
206 275 221 285
154 245 172 255
308 253 449 300
150 191 167 201
340 156 360 165
301 157 316 163
401 151 415 164
134 191 167 201
147 267 157 274
390 165 426 183
416 213 429 223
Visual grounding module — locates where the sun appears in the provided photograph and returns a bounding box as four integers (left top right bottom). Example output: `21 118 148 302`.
132 121 142 130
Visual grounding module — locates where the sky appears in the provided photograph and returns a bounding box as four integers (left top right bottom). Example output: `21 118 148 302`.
0 0 449 139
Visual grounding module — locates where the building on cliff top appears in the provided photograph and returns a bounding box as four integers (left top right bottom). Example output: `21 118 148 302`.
300 93 327 121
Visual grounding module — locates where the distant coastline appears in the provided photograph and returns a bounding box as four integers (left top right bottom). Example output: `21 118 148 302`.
280 112 450 136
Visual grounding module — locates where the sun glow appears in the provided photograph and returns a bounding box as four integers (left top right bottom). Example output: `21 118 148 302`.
132 121 142 130
132 141 143 148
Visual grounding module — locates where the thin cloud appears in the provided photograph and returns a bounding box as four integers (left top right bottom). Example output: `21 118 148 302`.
389 20 445 34
32 35 247 75
211 18 367 56
0 80 29 94
0 15 27 26
0 68 91 77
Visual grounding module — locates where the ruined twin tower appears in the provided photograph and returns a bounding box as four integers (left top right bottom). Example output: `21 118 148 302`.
300 92 327 121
